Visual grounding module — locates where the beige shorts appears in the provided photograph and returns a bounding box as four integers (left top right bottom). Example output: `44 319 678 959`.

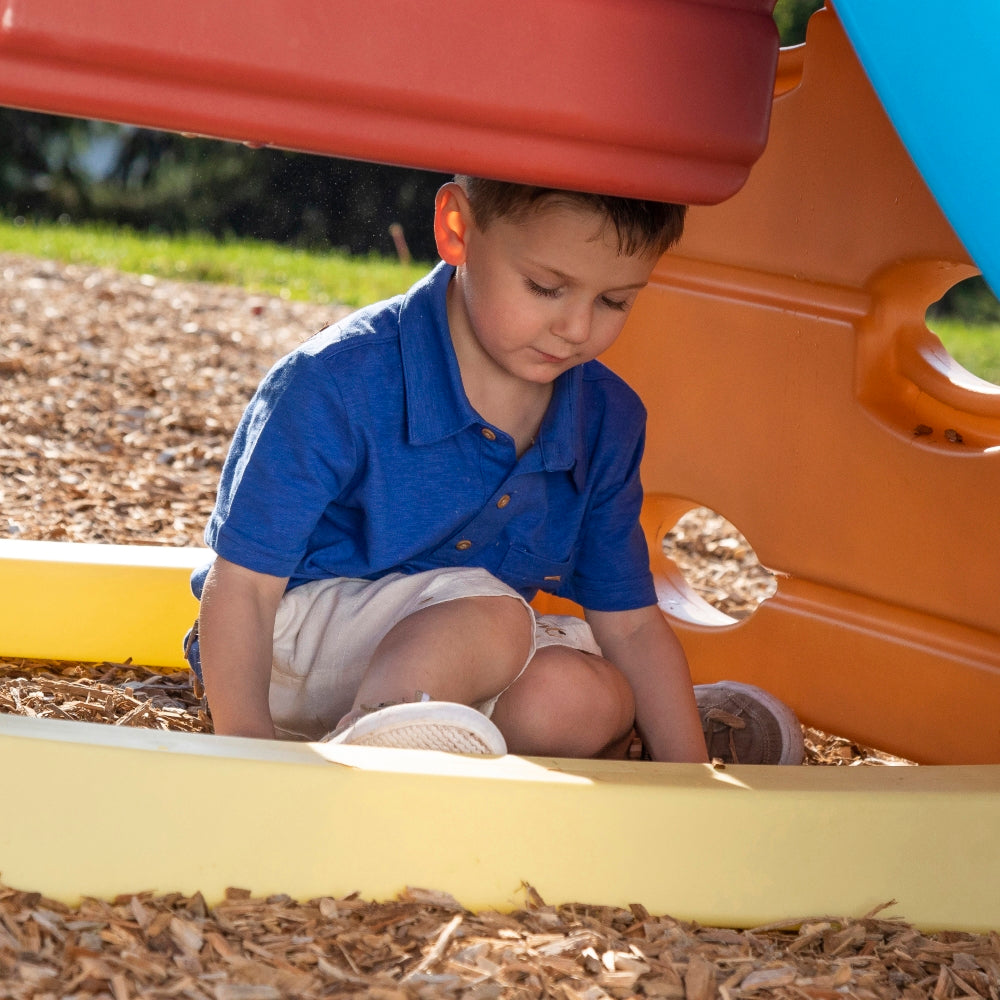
268 566 601 740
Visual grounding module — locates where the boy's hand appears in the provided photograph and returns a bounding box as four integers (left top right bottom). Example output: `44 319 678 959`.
586 605 708 763
198 556 288 739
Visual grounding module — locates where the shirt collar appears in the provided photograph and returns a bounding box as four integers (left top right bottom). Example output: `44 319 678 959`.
399 262 478 445
534 365 589 490
399 261 587 489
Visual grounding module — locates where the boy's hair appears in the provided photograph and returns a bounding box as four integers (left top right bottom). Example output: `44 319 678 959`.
455 175 687 257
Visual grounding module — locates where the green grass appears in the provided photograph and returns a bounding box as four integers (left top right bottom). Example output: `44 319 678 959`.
0 217 429 308
926 317 1000 386
3 217 999 384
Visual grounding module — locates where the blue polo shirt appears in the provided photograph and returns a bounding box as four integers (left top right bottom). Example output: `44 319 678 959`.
206 262 656 612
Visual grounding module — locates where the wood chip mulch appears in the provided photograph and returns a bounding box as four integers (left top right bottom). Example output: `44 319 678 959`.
0 659 211 734
2 253 991 997
1 253 339 546
2 881 998 1000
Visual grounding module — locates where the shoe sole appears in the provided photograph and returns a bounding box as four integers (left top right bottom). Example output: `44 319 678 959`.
323 701 507 756
695 681 805 765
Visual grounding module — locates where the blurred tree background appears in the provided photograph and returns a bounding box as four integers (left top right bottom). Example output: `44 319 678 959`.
773 0 823 46
0 0 995 318
0 107 449 261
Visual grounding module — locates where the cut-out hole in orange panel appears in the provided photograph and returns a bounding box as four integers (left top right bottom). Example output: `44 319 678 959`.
659 507 777 625
855 261 1000 453
926 276 1000 388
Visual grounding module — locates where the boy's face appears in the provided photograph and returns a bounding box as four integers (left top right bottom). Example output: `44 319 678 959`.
444 192 659 388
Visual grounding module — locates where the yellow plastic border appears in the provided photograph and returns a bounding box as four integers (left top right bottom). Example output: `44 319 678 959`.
3 715 1000 931
2 541 999 932
0 539 204 668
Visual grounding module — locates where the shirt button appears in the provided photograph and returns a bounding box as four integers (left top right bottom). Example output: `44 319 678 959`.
455 539 472 550
481 427 496 441
496 494 511 509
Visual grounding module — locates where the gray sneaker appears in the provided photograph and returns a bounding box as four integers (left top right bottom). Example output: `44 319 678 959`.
695 681 805 765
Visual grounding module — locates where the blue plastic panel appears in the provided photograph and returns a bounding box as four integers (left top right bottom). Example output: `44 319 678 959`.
833 0 1000 294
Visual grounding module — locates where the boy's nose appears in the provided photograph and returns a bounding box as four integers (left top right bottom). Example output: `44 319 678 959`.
555 306 592 345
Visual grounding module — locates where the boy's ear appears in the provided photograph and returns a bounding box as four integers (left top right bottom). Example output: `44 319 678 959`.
434 182 474 266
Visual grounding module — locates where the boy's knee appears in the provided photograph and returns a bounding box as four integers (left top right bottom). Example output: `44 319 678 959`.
494 648 635 757
370 592 534 705
449 594 534 663
579 653 635 735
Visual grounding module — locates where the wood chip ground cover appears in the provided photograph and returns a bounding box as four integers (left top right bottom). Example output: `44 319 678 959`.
1 254 991 997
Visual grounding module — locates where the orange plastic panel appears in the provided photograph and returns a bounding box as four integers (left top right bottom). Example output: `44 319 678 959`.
585 6 1000 764
0 0 778 205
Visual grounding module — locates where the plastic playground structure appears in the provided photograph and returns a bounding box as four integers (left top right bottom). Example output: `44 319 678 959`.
1 0 998 931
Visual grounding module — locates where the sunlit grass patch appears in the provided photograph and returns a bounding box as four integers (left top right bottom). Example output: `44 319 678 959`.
926 317 1000 386
0 217 428 308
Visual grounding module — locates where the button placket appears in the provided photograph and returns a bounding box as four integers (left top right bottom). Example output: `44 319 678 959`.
445 427 524 556
447 485 519 555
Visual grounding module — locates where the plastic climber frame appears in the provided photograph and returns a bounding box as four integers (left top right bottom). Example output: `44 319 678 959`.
1 0 998 931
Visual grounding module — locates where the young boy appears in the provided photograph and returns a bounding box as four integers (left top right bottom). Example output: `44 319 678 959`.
186 176 804 764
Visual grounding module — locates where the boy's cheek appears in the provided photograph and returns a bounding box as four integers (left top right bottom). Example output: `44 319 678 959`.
595 324 629 354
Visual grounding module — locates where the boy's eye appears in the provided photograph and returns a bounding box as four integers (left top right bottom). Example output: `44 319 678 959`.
526 278 561 299
600 295 629 312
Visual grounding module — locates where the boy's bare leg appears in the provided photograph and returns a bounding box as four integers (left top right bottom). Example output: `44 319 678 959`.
490 647 636 759
340 595 534 728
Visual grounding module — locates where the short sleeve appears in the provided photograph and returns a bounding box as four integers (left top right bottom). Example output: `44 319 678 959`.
564 380 656 612
206 350 357 577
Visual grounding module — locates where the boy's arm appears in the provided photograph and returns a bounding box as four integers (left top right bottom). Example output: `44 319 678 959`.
198 556 289 739
586 605 708 763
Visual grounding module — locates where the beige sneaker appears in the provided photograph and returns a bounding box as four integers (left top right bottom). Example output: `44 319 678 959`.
322 700 507 756
695 681 805 765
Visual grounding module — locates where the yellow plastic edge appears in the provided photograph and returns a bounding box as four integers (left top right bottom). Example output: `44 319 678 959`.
2 542 1000 932
2 714 1000 932
0 540 205 668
